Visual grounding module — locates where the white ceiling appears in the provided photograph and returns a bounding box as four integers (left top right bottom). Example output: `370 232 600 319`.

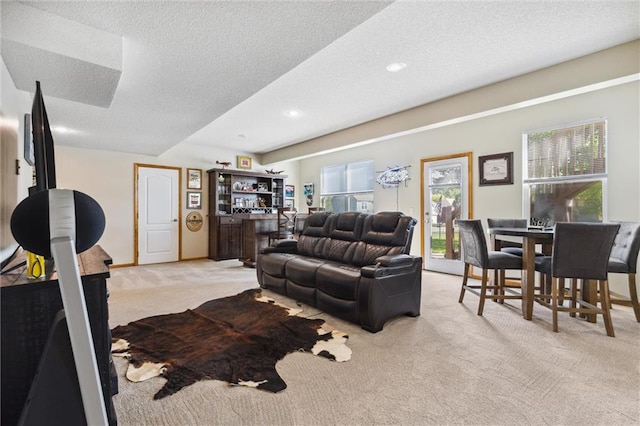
2 1 639 159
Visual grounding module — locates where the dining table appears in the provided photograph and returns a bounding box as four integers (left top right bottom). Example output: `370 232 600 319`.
488 227 554 320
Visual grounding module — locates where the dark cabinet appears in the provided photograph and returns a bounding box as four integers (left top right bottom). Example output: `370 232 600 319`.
0 246 117 425
218 217 243 259
208 168 286 216
207 168 286 261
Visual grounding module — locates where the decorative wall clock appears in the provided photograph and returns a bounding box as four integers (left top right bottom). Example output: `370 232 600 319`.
186 211 203 232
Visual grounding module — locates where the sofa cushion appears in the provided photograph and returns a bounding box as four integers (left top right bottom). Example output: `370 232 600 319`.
317 292 359 324
316 262 361 300
297 212 331 258
286 281 317 307
361 212 414 249
286 256 325 286
259 252 297 277
322 212 364 264
352 242 404 267
351 213 415 267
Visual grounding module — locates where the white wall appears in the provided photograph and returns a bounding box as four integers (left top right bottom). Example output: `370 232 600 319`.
1 58 34 261
298 81 639 294
55 143 298 265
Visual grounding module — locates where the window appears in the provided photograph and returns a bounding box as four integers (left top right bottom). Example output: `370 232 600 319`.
320 160 374 213
523 119 607 225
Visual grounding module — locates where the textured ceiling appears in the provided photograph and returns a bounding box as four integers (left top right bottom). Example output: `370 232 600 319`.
2 1 639 159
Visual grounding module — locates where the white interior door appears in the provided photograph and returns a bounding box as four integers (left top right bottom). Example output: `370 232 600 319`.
137 166 179 264
422 154 471 275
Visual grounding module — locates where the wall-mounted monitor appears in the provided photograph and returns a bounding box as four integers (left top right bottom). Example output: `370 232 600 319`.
23 113 34 166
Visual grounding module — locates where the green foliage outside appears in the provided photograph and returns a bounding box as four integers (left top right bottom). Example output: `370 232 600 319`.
430 227 460 254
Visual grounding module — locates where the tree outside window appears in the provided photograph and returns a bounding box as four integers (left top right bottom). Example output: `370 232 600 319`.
523 119 606 224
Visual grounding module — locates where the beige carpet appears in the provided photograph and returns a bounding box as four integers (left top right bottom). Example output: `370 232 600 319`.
107 260 640 426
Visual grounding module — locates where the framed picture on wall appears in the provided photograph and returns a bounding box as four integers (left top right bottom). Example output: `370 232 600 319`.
284 198 294 208
187 191 202 209
303 183 314 196
237 155 252 170
479 152 513 186
285 185 295 198
187 168 202 189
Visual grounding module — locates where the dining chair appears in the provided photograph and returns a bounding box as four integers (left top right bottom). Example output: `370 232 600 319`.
268 207 297 245
534 222 620 336
456 219 523 315
487 218 544 257
486 218 532 287
608 221 640 322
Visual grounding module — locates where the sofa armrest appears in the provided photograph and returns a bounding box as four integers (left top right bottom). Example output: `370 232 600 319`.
374 254 414 267
361 254 418 278
358 255 422 332
261 239 298 254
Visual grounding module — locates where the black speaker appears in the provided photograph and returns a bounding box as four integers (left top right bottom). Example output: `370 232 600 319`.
10 189 105 258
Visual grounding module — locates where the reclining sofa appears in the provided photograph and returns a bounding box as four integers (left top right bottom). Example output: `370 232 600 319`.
256 211 422 332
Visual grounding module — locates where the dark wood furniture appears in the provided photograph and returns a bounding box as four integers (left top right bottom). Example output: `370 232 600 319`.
268 207 297 245
240 216 277 268
210 215 244 260
489 227 554 320
1 245 117 425
207 168 286 261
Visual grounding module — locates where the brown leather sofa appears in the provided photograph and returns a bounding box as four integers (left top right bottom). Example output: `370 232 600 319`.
256 211 422 332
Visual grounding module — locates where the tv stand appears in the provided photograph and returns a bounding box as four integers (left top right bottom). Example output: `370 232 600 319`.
1 245 117 425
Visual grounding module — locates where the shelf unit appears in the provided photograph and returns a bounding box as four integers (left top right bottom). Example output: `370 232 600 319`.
207 168 286 260
211 169 286 215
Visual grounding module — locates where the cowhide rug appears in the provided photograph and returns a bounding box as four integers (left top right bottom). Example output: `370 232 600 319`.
111 288 351 399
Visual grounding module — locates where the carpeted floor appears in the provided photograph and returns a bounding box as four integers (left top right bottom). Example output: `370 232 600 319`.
107 259 640 426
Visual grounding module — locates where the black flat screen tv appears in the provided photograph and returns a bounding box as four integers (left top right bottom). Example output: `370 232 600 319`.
30 81 57 194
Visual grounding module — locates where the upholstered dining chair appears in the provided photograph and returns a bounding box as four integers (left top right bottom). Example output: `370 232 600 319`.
487 218 545 257
534 222 620 336
487 218 535 286
608 221 640 322
456 219 523 316
269 207 297 245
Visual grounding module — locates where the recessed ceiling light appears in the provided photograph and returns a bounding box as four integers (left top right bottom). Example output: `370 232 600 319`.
386 62 407 73
285 109 301 118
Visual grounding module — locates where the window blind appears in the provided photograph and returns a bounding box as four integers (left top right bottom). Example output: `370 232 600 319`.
526 119 607 180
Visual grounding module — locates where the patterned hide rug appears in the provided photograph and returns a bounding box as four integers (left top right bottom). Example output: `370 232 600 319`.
111 288 351 399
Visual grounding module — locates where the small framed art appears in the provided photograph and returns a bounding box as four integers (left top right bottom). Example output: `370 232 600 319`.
237 155 252 170
187 191 202 209
303 183 314 196
285 185 295 198
187 168 202 189
479 152 513 186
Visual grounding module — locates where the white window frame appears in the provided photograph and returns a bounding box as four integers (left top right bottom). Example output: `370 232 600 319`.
522 118 608 224
320 160 374 213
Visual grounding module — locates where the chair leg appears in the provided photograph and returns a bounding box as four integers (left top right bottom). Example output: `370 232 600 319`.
539 272 551 302
498 270 506 304
628 273 640 322
459 263 470 303
570 278 577 317
478 269 489 316
600 280 615 337
551 277 559 333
